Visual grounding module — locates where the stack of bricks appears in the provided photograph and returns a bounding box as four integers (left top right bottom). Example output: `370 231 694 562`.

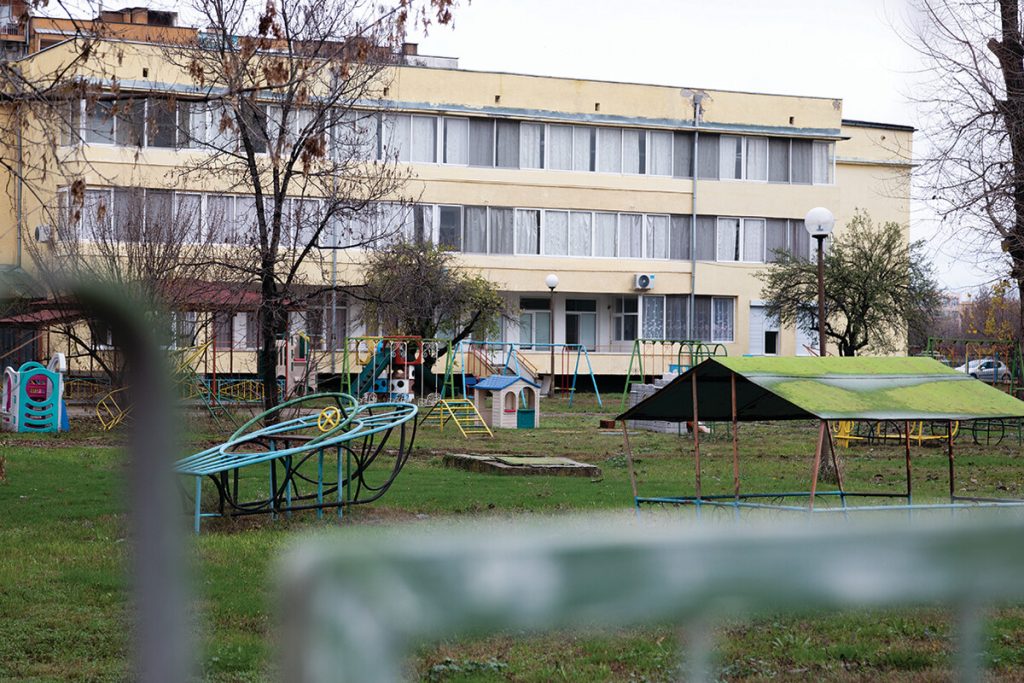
626 373 687 435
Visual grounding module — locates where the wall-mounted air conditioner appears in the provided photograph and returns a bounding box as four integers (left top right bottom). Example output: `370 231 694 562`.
634 273 655 290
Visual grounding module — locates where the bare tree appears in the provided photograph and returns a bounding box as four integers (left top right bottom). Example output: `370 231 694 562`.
912 0 1024 341
147 0 458 412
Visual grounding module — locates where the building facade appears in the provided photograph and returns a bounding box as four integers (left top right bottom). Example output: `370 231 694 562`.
0 8 913 381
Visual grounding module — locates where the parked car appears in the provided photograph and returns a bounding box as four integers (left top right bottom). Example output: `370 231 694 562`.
955 359 1011 382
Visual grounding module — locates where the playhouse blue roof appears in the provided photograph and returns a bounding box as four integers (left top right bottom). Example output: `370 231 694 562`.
473 374 540 391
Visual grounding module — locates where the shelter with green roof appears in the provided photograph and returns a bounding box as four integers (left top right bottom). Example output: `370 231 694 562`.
616 357 1024 513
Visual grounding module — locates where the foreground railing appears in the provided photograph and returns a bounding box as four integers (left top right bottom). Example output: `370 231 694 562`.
281 514 1024 682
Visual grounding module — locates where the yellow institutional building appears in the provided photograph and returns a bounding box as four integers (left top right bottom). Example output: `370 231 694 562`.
0 7 913 382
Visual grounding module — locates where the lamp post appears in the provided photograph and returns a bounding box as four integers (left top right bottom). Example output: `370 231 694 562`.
545 273 559 396
804 207 835 357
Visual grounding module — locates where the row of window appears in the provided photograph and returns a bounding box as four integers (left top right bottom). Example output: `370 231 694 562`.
518 294 736 346
62 97 836 184
60 187 819 263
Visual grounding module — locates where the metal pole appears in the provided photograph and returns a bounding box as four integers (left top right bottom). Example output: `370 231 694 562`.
691 371 702 500
548 286 555 396
809 421 825 511
904 420 913 504
731 372 739 501
816 235 826 357
331 245 337 380
948 419 956 503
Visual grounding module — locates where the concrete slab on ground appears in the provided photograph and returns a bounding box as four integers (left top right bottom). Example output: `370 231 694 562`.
443 453 601 477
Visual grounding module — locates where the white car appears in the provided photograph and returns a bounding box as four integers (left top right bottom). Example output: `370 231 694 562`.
955 359 1011 382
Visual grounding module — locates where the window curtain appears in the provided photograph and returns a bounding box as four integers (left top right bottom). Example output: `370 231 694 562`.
112 188 137 242
765 219 788 262
768 138 790 182
496 120 520 168
666 295 687 340
469 118 494 166
594 212 616 256
206 195 233 243
618 213 642 257
812 141 833 184
669 215 691 260
789 219 809 259
175 193 202 243
742 218 765 262
693 297 712 341
515 209 540 254
622 129 644 174
411 115 436 162
147 98 177 148
573 126 594 171
791 139 812 183
716 218 740 261
464 206 487 253
695 215 716 260
548 125 573 170
697 133 720 179
713 298 734 342
673 132 694 178
180 101 208 148
597 127 622 173
642 295 665 339
438 205 462 250
444 117 469 164
520 122 544 169
381 113 411 161
543 210 569 255
719 135 742 180
569 211 592 256
81 190 110 241
413 205 434 243
645 214 670 259
489 208 514 254
648 131 672 176
85 101 115 144
745 137 768 181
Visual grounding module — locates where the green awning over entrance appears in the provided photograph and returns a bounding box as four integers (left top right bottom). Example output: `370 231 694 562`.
617 357 1024 423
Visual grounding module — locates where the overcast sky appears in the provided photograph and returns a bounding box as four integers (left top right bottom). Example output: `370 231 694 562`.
408 0 998 294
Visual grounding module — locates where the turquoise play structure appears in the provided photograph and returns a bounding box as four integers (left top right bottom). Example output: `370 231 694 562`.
175 392 418 533
1 353 68 433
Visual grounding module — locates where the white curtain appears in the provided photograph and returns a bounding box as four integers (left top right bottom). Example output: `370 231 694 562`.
716 218 740 261
543 210 569 255
569 211 592 256
649 131 672 176
713 298 734 342
444 117 468 164
642 295 665 339
573 127 593 171
745 137 768 181
594 212 616 256
742 218 765 262
489 208 514 254
81 189 110 241
812 141 833 184
622 129 642 174
618 213 642 257
411 115 436 162
719 135 742 180
597 127 622 173
235 196 258 245
520 123 544 169
645 214 670 259
380 113 410 162
515 209 540 254
464 206 487 253
548 125 572 170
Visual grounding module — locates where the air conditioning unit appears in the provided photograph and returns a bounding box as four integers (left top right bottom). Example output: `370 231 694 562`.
34 224 51 243
634 273 655 290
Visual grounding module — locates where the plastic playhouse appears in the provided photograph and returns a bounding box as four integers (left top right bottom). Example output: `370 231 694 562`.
1 353 68 433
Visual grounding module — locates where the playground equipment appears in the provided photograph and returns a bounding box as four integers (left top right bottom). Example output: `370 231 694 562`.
457 340 602 407
277 331 319 397
419 398 493 438
621 339 727 410
1 353 68 433
97 341 233 431
618 356 1024 515
471 374 541 430
175 392 418 533
341 337 455 404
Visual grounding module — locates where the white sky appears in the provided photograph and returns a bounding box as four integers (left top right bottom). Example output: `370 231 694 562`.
408 0 998 294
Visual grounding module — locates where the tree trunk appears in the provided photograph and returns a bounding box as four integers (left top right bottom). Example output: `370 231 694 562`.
259 272 285 419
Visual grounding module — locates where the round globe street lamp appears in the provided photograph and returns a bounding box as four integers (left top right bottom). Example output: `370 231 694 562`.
804 207 835 357
545 274 559 396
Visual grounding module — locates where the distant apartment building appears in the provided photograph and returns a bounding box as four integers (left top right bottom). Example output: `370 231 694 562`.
0 6 914 380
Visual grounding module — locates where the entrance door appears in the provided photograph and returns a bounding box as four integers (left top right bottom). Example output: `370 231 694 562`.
565 299 597 350
749 305 779 356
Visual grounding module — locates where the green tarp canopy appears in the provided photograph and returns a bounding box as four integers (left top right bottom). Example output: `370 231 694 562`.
617 357 1024 423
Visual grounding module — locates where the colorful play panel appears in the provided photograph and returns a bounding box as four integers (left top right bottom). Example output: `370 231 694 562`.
618 356 1024 514
1 353 68 433
175 392 418 533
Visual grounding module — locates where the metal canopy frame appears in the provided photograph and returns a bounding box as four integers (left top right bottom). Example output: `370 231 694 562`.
618 358 1024 514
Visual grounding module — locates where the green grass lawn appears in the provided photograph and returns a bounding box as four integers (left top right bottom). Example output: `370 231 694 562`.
4 394 1024 681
